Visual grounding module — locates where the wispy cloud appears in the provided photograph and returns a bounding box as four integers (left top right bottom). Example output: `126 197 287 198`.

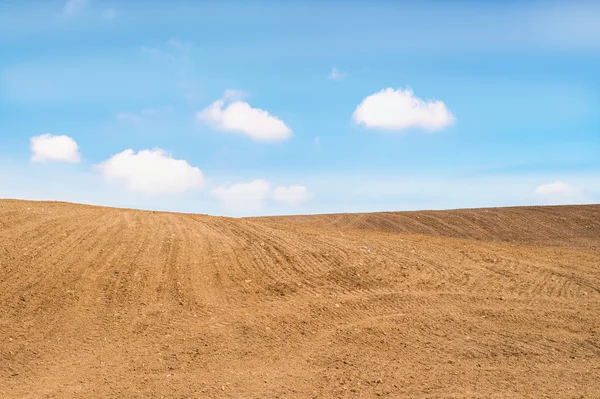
223 89 249 101
141 38 200 101
314 136 321 149
103 8 117 19
63 0 89 15
116 112 142 124
532 3 600 49
166 38 191 52
141 38 192 63
533 181 589 205
328 67 347 81
211 179 272 212
273 185 309 205
211 179 309 213
116 107 173 124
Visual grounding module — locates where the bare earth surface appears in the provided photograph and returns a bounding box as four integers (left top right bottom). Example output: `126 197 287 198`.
1 200 600 398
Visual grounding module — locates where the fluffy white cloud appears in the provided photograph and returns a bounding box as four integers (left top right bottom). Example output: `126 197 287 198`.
63 0 88 14
353 88 455 131
197 93 292 142
273 185 309 205
211 179 272 211
534 181 587 204
329 67 347 81
98 149 204 195
30 134 81 163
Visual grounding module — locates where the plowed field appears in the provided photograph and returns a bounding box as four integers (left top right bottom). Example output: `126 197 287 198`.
1 200 600 398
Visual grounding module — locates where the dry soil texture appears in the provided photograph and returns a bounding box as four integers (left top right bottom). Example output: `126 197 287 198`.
1 200 600 398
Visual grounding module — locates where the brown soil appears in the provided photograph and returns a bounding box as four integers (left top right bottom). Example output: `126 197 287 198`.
253 205 600 249
1 200 599 398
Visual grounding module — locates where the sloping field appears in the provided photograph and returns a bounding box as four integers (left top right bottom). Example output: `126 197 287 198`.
254 205 600 249
1 200 600 398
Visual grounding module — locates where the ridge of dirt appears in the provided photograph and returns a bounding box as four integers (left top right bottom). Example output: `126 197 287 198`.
1 200 600 398
252 204 600 250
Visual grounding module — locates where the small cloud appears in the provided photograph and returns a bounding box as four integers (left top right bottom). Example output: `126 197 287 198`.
30 134 81 163
97 149 204 195
533 181 588 205
63 0 88 14
314 136 321 148
211 179 272 212
353 88 455 132
212 180 310 212
103 8 117 19
329 67 347 81
273 185 309 205
197 91 292 142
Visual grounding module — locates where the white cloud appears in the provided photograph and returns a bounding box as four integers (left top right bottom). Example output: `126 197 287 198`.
63 0 88 14
273 185 309 205
329 67 347 81
211 180 309 212
30 134 81 163
211 179 272 211
533 181 587 204
197 92 292 142
353 88 455 131
103 8 117 19
97 149 204 195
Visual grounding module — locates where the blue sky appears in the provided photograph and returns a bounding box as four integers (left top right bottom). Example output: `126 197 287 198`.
1 0 599 216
